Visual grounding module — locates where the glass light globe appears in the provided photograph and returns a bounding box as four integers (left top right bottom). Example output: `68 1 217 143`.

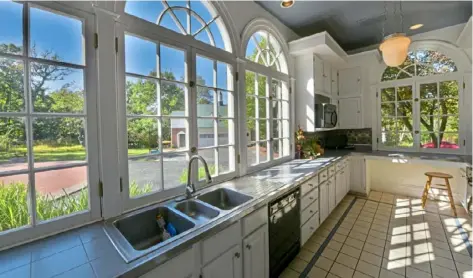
379 33 411 67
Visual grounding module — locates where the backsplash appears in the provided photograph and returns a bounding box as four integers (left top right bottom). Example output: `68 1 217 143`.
307 128 372 145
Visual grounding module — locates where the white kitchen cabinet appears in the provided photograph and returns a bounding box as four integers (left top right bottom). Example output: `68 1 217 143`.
335 171 344 205
331 68 338 96
338 97 361 129
345 160 351 194
350 156 366 195
323 61 332 94
328 176 336 212
140 248 194 278
339 67 361 97
243 225 268 278
314 55 324 93
319 181 329 224
202 244 243 278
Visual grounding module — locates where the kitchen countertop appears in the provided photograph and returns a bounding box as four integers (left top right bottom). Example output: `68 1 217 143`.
0 148 469 278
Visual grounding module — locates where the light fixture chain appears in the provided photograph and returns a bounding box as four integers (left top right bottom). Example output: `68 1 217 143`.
400 1 404 33
382 1 387 38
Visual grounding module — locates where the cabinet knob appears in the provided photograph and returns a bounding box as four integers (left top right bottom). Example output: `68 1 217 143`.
310 226 314 230
310 197 314 200
246 244 252 250
235 252 241 258
310 210 313 213
308 183 313 187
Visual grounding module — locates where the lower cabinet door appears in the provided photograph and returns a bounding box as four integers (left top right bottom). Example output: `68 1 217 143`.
243 225 268 278
328 177 336 213
202 244 243 278
335 171 343 204
319 182 329 224
140 248 193 278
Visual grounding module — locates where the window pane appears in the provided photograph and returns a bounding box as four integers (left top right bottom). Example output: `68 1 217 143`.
272 140 281 159
217 120 229 145
381 132 396 147
247 120 256 142
197 88 214 117
396 117 412 132
126 76 157 115
33 117 86 167
259 141 269 163
282 138 290 156
198 148 216 180
257 75 267 97
281 101 289 119
272 120 280 139
0 1 23 55
381 103 395 117
282 120 290 138
439 81 458 98
172 9 188 34
397 86 412 101
420 100 439 115
125 1 165 24
420 133 437 149
439 98 458 115
217 62 232 91
439 133 459 149
198 119 214 148
246 96 256 119
190 14 204 36
381 88 395 102
30 7 83 65
36 167 88 222
398 133 413 147
195 29 212 46
127 118 158 152
162 117 187 152
217 90 229 117
440 115 459 133
0 57 25 112
209 20 225 50
247 143 256 166
125 35 157 77
128 155 161 198
191 1 213 23
272 100 282 119
160 12 183 34
396 102 412 117
166 153 188 190
245 71 255 95
161 45 185 82
0 117 27 172
258 120 268 141
196 55 214 87
161 81 186 116
420 115 440 132
420 83 437 99
218 147 231 174
0 173 30 232
30 63 84 113
258 98 267 119
381 117 396 131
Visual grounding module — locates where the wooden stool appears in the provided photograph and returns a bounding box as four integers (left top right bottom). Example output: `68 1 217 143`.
421 172 457 217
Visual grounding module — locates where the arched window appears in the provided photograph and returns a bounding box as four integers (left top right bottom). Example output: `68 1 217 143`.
378 49 463 153
246 30 288 74
244 29 291 169
381 50 457 81
125 0 231 52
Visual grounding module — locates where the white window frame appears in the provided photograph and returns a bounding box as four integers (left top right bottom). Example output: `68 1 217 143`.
116 5 238 213
377 72 465 154
0 2 100 249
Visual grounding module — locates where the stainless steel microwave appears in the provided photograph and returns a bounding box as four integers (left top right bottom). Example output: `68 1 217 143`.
315 103 338 128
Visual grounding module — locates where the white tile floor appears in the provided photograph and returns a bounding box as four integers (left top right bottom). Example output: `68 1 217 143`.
281 191 473 278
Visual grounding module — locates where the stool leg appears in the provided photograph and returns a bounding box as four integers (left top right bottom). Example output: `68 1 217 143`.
445 178 457 217
422 176 432 209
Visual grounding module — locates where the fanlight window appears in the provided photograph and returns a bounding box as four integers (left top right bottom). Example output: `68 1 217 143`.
246 31 288 74
382 50 457 81
125 0 231 52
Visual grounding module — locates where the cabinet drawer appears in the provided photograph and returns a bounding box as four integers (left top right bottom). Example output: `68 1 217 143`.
242 207 267 237
202 222 241 265
301 176 318 196
301 212 320 246
319 169 328 183
140 248 193 278
301 198 319 225
301 187 318 211
328 165 335 177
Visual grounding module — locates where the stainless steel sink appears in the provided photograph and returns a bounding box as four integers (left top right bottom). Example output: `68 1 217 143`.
197 188 253 210
175 200 220 223
113 206 195 251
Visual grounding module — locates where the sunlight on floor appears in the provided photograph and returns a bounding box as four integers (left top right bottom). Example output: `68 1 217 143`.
280 191 472 278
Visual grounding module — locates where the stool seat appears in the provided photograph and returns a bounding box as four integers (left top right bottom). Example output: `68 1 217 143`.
422 171 456 216
425 172 453 179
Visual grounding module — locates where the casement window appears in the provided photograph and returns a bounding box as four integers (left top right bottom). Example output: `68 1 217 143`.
119 0 236 210
244 30 291 170
378 49 463 153
0 1 99 246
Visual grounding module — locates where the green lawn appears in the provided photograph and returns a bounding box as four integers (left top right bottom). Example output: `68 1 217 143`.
0 145 151 164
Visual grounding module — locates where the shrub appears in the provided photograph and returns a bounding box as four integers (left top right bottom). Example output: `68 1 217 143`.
179 165 217 184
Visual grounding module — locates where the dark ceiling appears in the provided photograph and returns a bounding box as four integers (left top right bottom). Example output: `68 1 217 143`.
256 1 472 52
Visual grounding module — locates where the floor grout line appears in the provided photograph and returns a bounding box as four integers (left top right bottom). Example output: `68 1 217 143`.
299 197 358 278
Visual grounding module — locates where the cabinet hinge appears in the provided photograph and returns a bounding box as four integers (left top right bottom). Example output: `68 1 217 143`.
376 138 379 143
94 33 98 49
119 177 123 192
376 90 378 97
463 139 466 146
463 82 466 89
237 154 241 164
235 71 239 82
115 37 118 53
99 179 103 197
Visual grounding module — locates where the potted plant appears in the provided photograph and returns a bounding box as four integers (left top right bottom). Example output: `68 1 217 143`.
295 125 305 159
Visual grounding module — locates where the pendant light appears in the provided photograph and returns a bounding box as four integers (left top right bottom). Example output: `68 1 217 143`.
379 1 411 67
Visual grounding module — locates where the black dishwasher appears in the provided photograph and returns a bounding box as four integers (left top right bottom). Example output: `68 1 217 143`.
268 187 300 278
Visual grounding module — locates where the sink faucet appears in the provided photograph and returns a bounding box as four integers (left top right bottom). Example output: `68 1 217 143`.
186 155 212 198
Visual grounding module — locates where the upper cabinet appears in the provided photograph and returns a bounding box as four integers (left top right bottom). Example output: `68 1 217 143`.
338 67 361 97
313 55 334 96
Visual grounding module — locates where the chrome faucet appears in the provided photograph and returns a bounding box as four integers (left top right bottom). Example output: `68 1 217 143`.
186 155 212 198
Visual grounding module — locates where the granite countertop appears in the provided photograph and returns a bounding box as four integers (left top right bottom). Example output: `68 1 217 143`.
0 148 469 278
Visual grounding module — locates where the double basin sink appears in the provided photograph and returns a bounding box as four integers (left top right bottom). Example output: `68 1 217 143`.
104 188 253 262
